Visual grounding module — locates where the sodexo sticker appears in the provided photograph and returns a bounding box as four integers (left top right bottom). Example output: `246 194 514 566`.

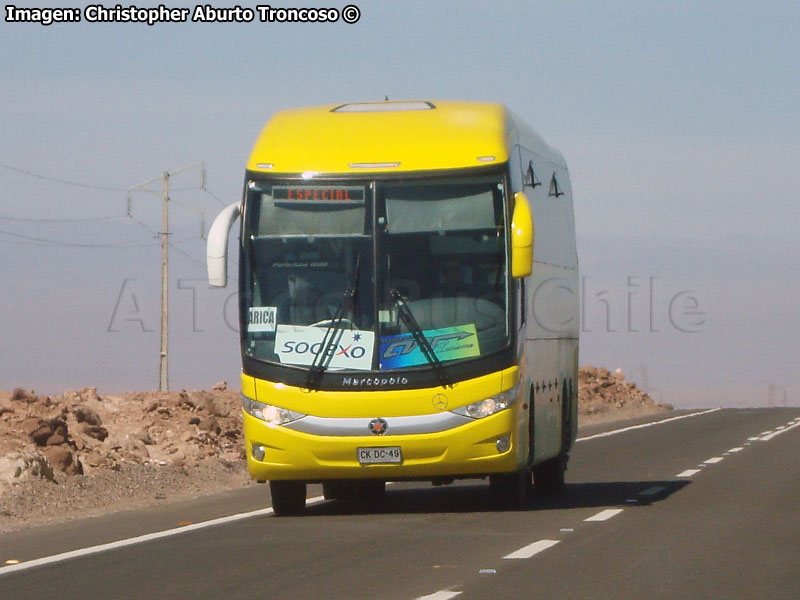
275 325 374 370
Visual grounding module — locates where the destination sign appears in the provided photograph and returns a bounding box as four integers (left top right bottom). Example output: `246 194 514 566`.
273 186 365 203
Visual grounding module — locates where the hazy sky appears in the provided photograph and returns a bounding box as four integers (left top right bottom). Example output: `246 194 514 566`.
1 1 798 407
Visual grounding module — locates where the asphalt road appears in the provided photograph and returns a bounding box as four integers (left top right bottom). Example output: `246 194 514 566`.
1 407 798 599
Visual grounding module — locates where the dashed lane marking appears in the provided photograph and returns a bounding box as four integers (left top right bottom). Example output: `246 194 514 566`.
704 457 724 464
677 469 701 477
584 508 624 522
503 539 560 560
727 447 744 453
416 591 462 600
760 420 800 441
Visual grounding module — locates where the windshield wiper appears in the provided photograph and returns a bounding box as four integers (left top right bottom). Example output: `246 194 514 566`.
305 255 361 390
389 289 453 389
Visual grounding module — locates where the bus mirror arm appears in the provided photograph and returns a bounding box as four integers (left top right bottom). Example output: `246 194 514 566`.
207 202 241 287
510 192 534 278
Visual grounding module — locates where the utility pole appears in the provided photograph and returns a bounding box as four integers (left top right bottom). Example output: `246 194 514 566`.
159 171 170 392
127 161 205 392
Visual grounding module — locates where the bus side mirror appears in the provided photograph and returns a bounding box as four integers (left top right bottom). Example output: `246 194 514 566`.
511 192 534 278
207 202 241 287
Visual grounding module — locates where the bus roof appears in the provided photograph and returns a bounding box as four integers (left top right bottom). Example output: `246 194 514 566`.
246 100 515 175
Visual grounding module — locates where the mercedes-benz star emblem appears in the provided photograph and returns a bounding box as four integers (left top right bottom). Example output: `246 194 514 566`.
432 393 448 410
368 418 388 435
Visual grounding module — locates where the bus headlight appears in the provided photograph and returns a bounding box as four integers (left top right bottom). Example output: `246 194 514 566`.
450 384 520 419
241 394 305 425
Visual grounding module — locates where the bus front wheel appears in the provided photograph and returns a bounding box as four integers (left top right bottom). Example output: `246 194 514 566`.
489 469 531 509
269 480 306 516
533 453 566 495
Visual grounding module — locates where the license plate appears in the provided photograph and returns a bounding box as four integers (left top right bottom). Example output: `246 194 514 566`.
357 446 403 465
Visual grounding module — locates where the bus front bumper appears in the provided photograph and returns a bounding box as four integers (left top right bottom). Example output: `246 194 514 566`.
243 406 524 482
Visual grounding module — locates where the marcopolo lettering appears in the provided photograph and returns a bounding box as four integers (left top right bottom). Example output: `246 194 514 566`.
341 377 410 387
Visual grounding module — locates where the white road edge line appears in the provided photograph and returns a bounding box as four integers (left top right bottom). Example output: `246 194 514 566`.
416 591 462 600
677 469 701 477
760 420 800 441
584 508 624 522
503 539 560 560
0 494 328 576
577 408 722 442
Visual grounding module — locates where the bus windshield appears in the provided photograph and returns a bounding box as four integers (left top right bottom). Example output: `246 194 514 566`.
242 174 509 376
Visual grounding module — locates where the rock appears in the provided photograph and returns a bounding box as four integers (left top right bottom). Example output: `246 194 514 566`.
83 387 102 403
22 418 41 436
1 452 55 483
41 445 82 475
24 419 60 446
133 429 155 445
122 435 151 459
11 388 36 403
212 380 228 391
0 403 14 416
74 405 103 426
78 422 109 442
45 423 69 446
61 389 82 404
193 392 231 418
197 416 221 434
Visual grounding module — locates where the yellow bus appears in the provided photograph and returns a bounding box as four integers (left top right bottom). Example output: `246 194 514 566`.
207 100 578 515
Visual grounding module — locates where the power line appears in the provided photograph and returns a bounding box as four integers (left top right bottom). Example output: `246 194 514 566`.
0 214 121 223
202 186 228 208
0 228 160 248
0 162 131 192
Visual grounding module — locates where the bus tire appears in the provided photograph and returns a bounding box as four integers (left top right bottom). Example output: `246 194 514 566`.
533 453 566 496
489 469 531 509
535 379 571 496
322 480 346 500
269 480 306 516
